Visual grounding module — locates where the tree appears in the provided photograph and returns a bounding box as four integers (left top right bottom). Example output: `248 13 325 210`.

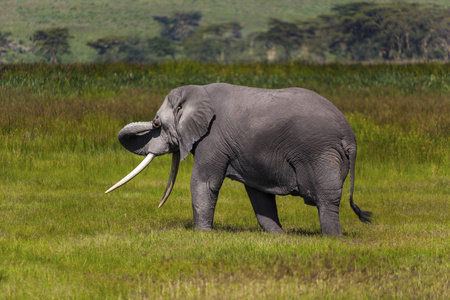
87 36 149 62
0 31 12 58
0 31 11 47
87 36 129 62
147 37 176 60
316 2 387 61
31 27 73 63
86 36 124 56
153 11 202 41
183 22 243 62
295 19 329 62
306 2 450 62
367 3 433 60
258 18 303 61
87 36 176 62
428 10 450 60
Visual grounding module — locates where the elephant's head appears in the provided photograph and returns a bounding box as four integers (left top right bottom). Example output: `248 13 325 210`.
105 85 215 207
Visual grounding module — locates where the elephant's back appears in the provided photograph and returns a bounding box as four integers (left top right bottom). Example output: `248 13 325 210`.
205 83 350 132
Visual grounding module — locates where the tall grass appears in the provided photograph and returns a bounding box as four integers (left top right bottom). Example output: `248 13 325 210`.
0 62 449 298
1 62 449 96
1 62 448 163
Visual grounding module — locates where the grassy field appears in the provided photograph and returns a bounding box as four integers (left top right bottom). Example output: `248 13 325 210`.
2 0 450 62
0 62 449 298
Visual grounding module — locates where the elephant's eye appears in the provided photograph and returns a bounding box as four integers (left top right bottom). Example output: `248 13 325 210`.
176 105 183 116
153 119 161 128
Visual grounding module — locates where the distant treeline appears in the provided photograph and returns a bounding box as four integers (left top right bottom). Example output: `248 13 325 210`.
1 2 449 63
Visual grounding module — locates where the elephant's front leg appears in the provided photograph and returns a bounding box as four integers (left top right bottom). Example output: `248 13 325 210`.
190 163 225 231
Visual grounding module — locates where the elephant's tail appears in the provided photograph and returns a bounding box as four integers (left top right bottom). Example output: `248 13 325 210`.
347 145 372 224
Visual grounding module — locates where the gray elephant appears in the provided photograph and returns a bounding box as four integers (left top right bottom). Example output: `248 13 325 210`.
106 83 371 235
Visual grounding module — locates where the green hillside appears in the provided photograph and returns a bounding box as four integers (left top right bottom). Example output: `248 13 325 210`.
1 0 450 62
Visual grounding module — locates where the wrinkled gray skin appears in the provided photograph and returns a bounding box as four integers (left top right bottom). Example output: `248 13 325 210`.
110 83 372 235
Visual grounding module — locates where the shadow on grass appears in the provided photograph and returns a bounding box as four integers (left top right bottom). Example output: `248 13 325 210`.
157 217 359 237
287 228 364 237
182 221 325 236
286 228 323 236
209 224 261 233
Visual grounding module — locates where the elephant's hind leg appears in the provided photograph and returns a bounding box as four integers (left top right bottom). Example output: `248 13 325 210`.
317 198 342 236
313 154 345 236
245 185 284 233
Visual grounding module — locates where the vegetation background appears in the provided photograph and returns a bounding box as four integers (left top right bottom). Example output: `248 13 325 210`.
1 0 450 62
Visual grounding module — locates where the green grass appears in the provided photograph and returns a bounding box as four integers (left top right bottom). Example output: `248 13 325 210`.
2 0 450 62
0 62 449 298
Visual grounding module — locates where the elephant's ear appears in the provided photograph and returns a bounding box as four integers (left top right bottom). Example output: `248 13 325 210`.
168 85 215 161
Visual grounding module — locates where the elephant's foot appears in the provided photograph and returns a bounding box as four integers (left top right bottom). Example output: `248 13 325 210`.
193 226 212 232
192 203 216 231
256 215 285 233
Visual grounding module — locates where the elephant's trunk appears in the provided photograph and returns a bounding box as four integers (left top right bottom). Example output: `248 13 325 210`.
118 122 154 156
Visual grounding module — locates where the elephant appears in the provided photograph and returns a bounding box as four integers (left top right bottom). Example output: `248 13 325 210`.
106 83 372 235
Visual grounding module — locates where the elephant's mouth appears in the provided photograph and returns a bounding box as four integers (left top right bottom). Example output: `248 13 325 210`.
105 151 181 208
136 130 151 136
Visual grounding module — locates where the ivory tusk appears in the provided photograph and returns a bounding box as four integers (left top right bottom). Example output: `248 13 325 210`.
158 151 180 208
105 153 155 194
